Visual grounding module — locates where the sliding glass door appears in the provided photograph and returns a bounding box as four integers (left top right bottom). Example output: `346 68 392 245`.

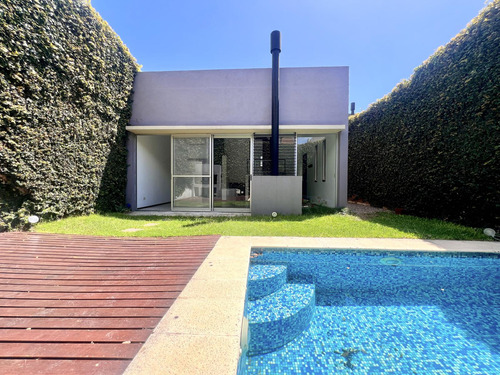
213 136 251 211
172 136 211 210
172 135 251 212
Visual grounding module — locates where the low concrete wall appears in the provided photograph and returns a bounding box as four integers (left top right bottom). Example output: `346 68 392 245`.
251 176 302 215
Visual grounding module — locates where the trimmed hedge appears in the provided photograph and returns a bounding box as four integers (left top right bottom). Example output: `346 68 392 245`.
0 0 139 231
349 1 499 228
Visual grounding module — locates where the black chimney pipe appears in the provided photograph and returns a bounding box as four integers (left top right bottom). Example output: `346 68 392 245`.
270 30 281 176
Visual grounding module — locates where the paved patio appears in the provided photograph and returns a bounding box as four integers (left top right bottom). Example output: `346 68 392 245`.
0 233 219 375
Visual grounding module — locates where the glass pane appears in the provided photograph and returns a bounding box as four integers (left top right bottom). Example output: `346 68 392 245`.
253 135 296 176
173 177 210 209
173 137 210 175
213 138 250 209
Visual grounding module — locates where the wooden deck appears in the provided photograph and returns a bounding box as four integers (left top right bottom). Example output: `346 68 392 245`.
0 233 220 375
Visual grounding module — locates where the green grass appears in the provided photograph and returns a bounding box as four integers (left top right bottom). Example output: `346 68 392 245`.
34 207 487 240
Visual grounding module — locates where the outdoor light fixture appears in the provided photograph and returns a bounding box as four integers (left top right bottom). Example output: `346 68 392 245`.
271 212 278 218
484 228 498 241
28 215 40 224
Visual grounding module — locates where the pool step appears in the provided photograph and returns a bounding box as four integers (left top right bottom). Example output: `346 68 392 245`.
247 264 287 300
247 283 315 356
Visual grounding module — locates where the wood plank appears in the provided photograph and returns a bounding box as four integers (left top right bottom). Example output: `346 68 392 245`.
0 317 160 329
0 307 168 317
0 343 141 359
0 269 198 275
0 291 182 299
0 246 213 254
0 278 191 286
0 273 192 281
0 259 209 267
0 359 130 375
0 256 209 266
0 329 152 342
0 258 208 266
0 264 201 271
0 284 189 292
0 298 173 308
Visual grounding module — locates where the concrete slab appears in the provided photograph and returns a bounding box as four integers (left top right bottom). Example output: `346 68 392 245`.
123 333 240 375
154 297 244 336
180 279 247 299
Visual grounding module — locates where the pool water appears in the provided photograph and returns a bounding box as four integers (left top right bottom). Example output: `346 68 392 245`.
240 249 500 375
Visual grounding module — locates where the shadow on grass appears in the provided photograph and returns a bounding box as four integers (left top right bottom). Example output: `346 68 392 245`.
362 212 486 241
101 209 486 241
181 220 212 228
104 205 343 226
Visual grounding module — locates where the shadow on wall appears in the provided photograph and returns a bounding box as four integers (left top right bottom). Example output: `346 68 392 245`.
95 94 134 213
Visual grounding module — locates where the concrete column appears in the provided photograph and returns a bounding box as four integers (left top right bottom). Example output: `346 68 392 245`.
337 128 348 207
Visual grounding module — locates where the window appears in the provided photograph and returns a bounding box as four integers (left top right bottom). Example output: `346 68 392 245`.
253 134 297 176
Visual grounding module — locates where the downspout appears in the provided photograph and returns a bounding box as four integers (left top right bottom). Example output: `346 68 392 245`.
270 30 281 176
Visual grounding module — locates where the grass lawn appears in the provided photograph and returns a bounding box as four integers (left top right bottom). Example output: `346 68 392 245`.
34 207 487 240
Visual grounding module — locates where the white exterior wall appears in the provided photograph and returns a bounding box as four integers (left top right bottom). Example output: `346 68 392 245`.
304 134 338 207
136 135 171 208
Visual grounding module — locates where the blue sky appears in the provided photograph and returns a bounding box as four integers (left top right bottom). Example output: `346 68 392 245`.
91 0 489 112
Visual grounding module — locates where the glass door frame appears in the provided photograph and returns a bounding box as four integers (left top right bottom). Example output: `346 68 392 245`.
171 134 212 212
212 134 253 213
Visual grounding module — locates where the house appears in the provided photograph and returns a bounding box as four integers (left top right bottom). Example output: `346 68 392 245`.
125 66 348 215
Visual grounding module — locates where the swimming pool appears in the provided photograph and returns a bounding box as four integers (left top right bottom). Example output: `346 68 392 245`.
239 248 500 374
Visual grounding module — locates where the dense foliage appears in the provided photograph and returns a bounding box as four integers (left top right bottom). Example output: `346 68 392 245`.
349 1 499 228
0 0 139 230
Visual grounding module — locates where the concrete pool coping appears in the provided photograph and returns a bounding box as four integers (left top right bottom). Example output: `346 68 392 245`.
123 237 500 375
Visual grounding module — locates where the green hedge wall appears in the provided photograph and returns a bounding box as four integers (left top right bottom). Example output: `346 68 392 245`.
348 1 499 228
0 0 139 231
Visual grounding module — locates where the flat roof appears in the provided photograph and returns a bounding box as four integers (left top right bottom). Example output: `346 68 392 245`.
126 124 345 135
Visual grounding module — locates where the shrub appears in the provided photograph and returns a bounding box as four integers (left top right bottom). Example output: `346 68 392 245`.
0 0 139 231
348 1 499 227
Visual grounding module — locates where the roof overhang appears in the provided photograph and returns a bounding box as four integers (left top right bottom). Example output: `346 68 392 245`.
126 124 345 135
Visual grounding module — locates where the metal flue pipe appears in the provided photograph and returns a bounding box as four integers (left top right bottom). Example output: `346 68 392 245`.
270 30 281 176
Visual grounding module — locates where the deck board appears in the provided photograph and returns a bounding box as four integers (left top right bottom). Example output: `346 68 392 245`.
0 232 219 374
0 360 130 375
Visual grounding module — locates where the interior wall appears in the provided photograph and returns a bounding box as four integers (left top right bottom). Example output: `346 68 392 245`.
299 134 338 207
137 135 171 208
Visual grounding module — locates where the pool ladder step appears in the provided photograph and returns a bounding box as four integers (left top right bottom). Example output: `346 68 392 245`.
247 264 287 300
246 265 315 356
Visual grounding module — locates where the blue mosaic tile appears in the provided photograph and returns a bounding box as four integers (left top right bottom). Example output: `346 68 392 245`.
247 264 287 300
248 284 315 355
240 248 500 374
